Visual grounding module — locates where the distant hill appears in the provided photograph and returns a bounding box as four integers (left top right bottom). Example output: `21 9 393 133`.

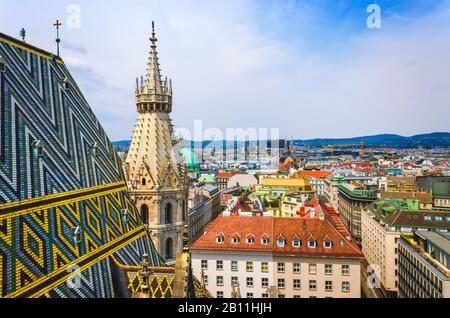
112 132 450 150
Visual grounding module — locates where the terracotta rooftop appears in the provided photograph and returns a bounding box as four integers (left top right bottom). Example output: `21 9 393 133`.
191 215 363 259
302 171 332 179
216 172 237 178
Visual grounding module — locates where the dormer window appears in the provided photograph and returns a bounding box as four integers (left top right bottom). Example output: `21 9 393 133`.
232 234 240 244
32 140 44 157
90 142 99 157
63 77 70 90
292 239 301 248
0 56 6 73
246 235 255 244
339 240 345 247
216 234 224 244
73 226 82 244
261 235 269 245
277 239 285 247
122 209 129 222
308 240 317 248
324 241 333 248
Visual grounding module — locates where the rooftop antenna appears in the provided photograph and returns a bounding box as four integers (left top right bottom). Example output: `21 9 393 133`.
20 28 26 42
53 20 62 56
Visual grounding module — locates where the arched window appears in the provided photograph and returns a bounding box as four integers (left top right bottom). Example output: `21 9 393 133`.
165 237 173 260
142 178 146 186
140 204 148 224
165 202 173 224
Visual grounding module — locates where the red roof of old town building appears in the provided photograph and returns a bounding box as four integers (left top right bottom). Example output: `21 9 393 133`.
191 215 363 258
216 172 237 178
302 171 332 179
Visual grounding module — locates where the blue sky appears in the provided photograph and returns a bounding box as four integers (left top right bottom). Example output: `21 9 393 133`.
1 0 449 140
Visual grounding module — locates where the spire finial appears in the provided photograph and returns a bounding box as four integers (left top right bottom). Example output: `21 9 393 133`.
20 28 26 42
53 19 62 56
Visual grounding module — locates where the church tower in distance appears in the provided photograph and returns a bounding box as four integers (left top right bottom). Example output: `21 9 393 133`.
125 21 187 264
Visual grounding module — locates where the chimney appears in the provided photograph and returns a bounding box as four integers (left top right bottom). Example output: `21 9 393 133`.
309 208 316 219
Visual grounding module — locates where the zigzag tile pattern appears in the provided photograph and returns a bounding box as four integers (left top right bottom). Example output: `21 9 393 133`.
0 33 163 298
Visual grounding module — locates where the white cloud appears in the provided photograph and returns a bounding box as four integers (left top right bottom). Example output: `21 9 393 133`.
1 0 449 140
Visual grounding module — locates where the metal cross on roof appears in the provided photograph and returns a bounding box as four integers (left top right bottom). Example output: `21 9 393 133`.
20 28 26 42
53 20 62 56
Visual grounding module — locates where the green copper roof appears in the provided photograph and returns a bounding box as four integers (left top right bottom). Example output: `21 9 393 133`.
199 174 216 184
179 148 200 171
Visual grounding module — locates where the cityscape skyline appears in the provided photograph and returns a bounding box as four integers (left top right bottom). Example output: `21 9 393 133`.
1 1 450 303
1 0 450 140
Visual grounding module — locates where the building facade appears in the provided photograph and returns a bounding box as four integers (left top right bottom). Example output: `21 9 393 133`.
338 184 378 244
124 24 187 263
191 215 363 298
398 232 450 298
361 200 450 297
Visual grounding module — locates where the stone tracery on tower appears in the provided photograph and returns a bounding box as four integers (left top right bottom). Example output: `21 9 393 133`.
125 22 187 264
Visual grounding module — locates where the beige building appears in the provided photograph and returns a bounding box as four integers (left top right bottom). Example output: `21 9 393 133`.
273 256 361 298
124 23 187 264
361 200 450 297
361 208 400 296
191 215 363 298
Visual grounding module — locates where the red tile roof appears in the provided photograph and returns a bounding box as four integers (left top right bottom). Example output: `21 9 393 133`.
216 172 237 178
302 171 332 179
191 216 273 251
191 215 363 258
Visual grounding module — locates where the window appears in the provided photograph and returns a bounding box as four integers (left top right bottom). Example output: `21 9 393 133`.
203 275 208 286
277 263 285 273
324 241 333 248
216 260 223 271
293 295 301 298
342 282 350 292
277 239 285 247
342 265 350 276
141 178 146 186
278 278 285 289
435 216 443 221
339 240 345 246
246 261 253 272
0 56 5 73
424 216 432 221
231 276 238 287
262 293 269 298
309 280 317 291
63 77 70 90
247 293 253 298
325 264 333 275
308 240 317 248
165 203 173 224
217 276 224 286
261 235 270 245
246 277 253 288
231 261 238 272
293 279 301 290
261 262 269 273
261 278 269 288
140 204 148 224
216 235 224 244
165 237 173 260
201 260 208 270
217 291 224 298
292 239 301 247
309 264 317 275
246 235 255 244
293 263 301 273
278 294 285 298
325 281 333 291
232 235 240 244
